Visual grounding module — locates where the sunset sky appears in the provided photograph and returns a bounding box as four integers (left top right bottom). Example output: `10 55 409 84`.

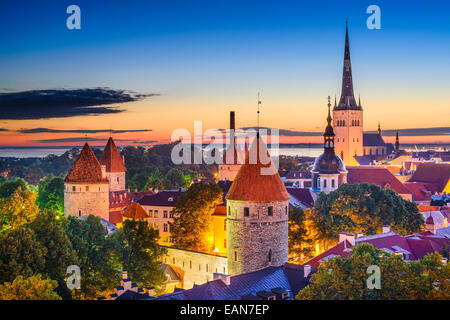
0 0 449 147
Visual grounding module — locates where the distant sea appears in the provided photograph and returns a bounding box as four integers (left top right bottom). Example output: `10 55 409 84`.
0 143 448 159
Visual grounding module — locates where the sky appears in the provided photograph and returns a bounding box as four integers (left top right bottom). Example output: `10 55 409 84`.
0 0 449 147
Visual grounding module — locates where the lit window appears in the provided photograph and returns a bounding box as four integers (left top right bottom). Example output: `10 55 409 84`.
148 210 153 218
164 210 168 218
154 210 158 218
169 211 173 218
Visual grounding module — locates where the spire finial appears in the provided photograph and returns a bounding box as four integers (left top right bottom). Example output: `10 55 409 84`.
257 92 261 137
327 96 332 125
378 122 381 135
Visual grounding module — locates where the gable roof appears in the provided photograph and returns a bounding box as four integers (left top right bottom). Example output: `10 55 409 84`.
363 133 386 147
286 187 315 208
409 162 450 192
346 166 411 195
404 182 433 201
64 143 108 184
123 202 149 219
226 136 290 202
100 137 126 173
137 189 184 207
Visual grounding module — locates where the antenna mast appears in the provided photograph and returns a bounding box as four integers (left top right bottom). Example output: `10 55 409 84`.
257 92 261 135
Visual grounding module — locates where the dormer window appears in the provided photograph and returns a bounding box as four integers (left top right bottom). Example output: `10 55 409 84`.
168 197 173 202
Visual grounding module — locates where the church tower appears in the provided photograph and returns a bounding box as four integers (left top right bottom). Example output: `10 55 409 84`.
395 130 400 151
64 143 110 220
100 137 126 192
312 97 347 194
219 111 244 181
226 135 290 276
333 21 363 166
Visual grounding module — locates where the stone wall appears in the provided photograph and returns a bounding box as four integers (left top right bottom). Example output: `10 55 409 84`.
162 246 228 289
106 172 125 192
218 164 241 182
226 200 289 276
64 182 109 220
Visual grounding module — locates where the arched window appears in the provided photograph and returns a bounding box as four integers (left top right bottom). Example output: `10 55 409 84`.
323 179 327 188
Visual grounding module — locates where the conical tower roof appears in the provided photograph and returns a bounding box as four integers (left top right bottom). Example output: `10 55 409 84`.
226 135 289 202
100 137 126 172
123 203 149 219
65 143 108 183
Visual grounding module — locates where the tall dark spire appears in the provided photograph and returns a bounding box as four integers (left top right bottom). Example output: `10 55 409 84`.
336 21 359 110
324 96 335 152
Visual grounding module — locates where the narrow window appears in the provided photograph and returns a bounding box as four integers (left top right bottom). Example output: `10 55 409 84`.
163 223 168 232
78 210 81 217
224 239 227 248
190 261 192 269
268 249 272 263
244 207 249 217
164 210 168 218
323 179 327 188
72 186 76 192
332 179 335 188
285 206 288 215
117 177 119 183
268 206 273 216
224 219 227 231
154 210 158 218
86 186 89 191
234 251 238 261
169 211 173 218
173 257 175 264
227 206 231 216
149 210 153 218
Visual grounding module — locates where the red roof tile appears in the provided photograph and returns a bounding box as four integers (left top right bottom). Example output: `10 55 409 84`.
123 203 149 219
100 137 126 173
226 136 290 202
404 182 432 201
346 166 411 195
409 162 450 192
65 143 108 184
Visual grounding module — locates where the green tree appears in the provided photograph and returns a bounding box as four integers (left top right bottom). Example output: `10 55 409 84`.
170 182 223 252
0 227 47 283
0 274 61 300
0 178 28 198
0 186 40 233
296 243 450 300
288 206 313 264
36 175 64 215
310 183 424 244
112 219 166 290
64 215 121 299
29 211 78 299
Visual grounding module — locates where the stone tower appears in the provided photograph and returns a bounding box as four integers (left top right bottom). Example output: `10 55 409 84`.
225 135 290 276
219 111 244 181
333 21 363 166
312 97 347 194
64 143 109 220
100 137 126 192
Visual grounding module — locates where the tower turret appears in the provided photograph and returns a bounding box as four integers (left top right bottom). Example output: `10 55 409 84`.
226 135 289 275
64 143 109 220
100 137 126 192
395 130 400 151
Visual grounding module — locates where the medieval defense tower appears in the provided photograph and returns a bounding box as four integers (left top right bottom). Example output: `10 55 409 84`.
225 135 290 276
64 143 110 220
100 137 126 192
333 22 363 166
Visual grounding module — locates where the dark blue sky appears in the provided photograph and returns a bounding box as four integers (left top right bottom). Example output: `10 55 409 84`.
0 0 449 145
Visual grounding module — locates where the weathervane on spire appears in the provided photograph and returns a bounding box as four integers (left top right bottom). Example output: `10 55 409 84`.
257 92 261 135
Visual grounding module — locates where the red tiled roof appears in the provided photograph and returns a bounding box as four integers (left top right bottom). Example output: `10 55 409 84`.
304 240 353 268
346 166 411 195
109 211 123 225
417 205 440 213
123 203 149 219
65 143 108 184
100 137 126 173
226 136 290 202
409 162 450 192
404 182 432 201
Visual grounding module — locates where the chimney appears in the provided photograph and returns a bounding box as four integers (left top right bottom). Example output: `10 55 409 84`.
101 165 107 179
382 225 390 233
213 273 231 286
146 287 155 297
303 265 312 278
122 270 128 280
230 111 235 131
339 232 355 246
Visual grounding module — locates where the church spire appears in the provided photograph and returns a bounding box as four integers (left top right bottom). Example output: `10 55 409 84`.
324 96 335 152
378 122 381 135
337 21 359 110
